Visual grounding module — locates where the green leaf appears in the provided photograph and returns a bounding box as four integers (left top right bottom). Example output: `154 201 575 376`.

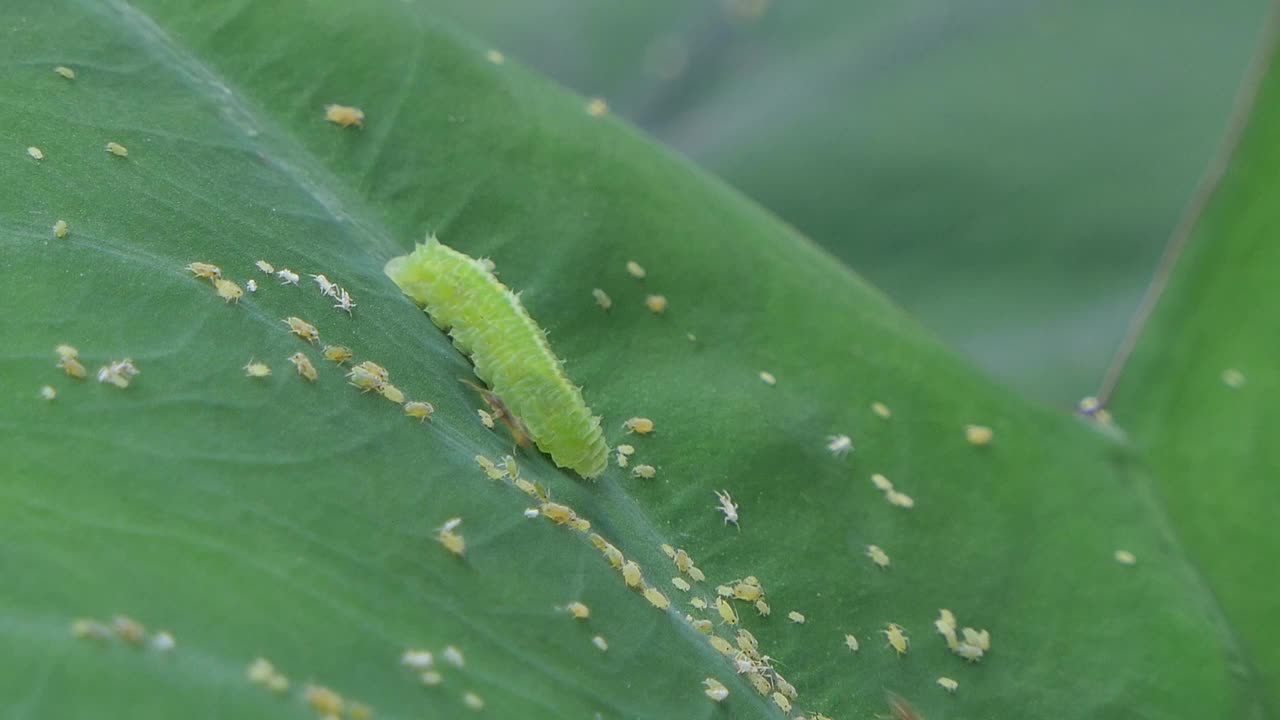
0 1 1251 718
429 0 1272 402
1109 27 1280 713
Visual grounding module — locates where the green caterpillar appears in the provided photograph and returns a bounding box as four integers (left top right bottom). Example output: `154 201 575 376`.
385 237 609 479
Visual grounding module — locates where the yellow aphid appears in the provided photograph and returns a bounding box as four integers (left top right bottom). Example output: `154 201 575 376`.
55 344 78 360
872 401 892 418
436 522 465 557
265 673 289 693
486 49 505 64
322 345 353 364
243 359 271 377
715 585 734 598
283 316 319 343
347 365 383 392
501 455 519 478
288 352 318 381
672 577 691 592
775 675 797 700
566 601 590 619
39 385 57 400
871 473 894 492
624 417 654 435
112 615 146 644
736 629 759 656
689 617 713 634
690 596 708 610
214 278 243 303
515 477 543 499
186 261 222 279
568 517 592 532
477 409 495 428
644 294 668 314
588 533 610 551
673 548 693 573
732 578 763 602
965 424 994 446
325 103 365 128
964 627 991 651
937 676 959 693
70 618 111 640
886 490 915 509
419 671 442 686
788 610 806 624
592 635 609 651
475 455 504 479
758 371 776 386
58 356 86 378
658 542 675 558
632 464 657 479
883 623 909 655
378 383 406 404
356 360 389 382
754 599 771 617
708 635 735 655
348 702 373 720
304 685 345 715
715 597 739 625
1115 549 1137 566
404 401 434 422
53 219 68 238
621 560 644 588
688 566 706 582
247 658 277 684
27 146 44 161
614 450 628 468
592 288 612 310
54 65 76 79
703 677 729 702
255 260 274 274
845 633 859 652
105 141 128 157
625 260 646 279
771 691 792 713
541 501 576 525
1222 368 1246 388
644 587 671 610
826 434 854 457
866 544 890 568
463 692 485 710
598 545 623 571
746 672 771 696
586 97 609 116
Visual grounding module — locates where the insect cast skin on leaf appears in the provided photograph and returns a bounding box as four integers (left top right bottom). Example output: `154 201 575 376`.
386 236 608 478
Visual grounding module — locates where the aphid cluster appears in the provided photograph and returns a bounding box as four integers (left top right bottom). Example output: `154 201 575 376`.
70 614 172 653
934 608 990 662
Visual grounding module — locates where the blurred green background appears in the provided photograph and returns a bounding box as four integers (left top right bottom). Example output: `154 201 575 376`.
429 0 1270 404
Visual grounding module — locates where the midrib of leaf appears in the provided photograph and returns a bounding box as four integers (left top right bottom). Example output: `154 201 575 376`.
73 1 784 715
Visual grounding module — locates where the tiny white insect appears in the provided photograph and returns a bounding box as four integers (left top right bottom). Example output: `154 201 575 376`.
463 691 484 710
592 288 612 310
27 146 44 161
523 507 540 518
53 219 68 239
758 371 776 386
1114 549 1137 566
486 49 505 64
937 676 959 692
150 631 176 652
333 288 356 315
1222 368 1246 388
54 65 76 80
703 677 729 702
625 260 646 279
441 645 465 667
276 269 300 285
39 385 57 400
870 473 894 492
714 490 739 528
400 650 434 668
245 278 258 292
827 434 853 457
255 260 275 274
592 635 608 651
311 273 338 297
